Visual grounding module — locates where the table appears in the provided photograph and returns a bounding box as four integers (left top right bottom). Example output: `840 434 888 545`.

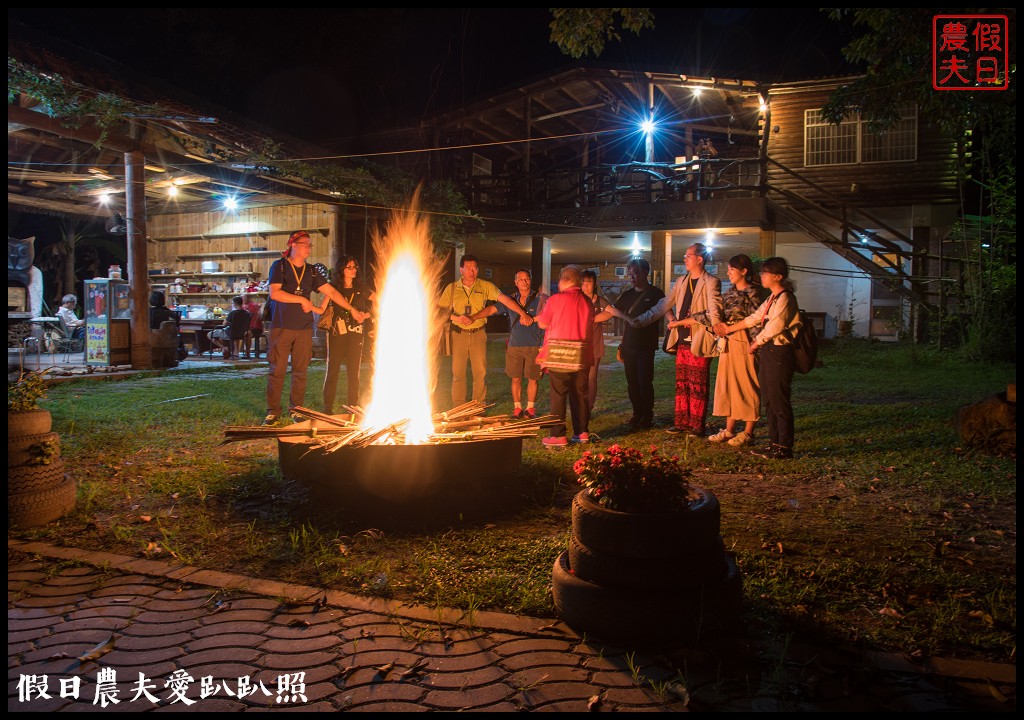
179 319 223 357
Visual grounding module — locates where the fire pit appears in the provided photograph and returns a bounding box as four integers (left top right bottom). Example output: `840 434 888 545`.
226 195 553 529
278 428 525 529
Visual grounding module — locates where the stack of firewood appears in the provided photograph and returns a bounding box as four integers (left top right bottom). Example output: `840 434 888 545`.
223 401 559 448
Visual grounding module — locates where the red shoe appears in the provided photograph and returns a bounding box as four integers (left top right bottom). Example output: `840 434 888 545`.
542 436 568 448
525 408 537 419
512 408 524 419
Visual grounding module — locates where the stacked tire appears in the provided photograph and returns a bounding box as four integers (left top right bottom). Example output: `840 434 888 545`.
551 487 741 648
8 409 76 528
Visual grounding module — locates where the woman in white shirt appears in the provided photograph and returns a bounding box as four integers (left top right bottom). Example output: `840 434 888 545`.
716 257 799 460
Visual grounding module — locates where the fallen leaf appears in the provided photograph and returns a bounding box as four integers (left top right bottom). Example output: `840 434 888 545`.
375 661 395 677
988 679 1009 702
884 466 895 472
288 619 311 627
666 681 690 704
339 665 356 679
138 515 152 523
170 492 179 500
77 634 116 663
587 694 602 711
48 651 70 660
879 607 902 619
776 541 784 555
484 523 497 529
360 628 375 638
313 593 328 612
932 540 950 557
337 543 349 556
534 622 564 632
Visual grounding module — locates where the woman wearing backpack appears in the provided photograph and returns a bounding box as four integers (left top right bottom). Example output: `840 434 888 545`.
715 256 799 460
704 254 765 447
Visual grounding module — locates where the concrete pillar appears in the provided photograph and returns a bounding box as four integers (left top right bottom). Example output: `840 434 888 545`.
531 237 551 295
651 231 672 296
759 228 776 258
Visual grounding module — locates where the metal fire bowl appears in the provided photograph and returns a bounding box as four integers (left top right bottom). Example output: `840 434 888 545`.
278 434 525 530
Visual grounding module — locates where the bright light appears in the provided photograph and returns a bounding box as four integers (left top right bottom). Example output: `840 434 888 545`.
362 195 446 444
98 193 111 205
705 230 716 246
167 184 178 198
640 117 656 135
692 87 704 97
631 235 642 258
222 197 238 210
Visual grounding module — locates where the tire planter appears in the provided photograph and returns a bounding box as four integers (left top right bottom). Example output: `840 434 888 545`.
568 533 727 591
8 477 77 529
552 550 742 647
8 409 53 437
8 459 66 495
8 432 60 468
571 487 720 558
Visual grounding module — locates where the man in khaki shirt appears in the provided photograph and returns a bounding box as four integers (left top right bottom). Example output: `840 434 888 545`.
438 255 533 406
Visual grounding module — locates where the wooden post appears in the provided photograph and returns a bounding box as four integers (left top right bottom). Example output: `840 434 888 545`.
125 149 152 369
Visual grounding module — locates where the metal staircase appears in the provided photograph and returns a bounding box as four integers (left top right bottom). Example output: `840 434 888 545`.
763 159 938 313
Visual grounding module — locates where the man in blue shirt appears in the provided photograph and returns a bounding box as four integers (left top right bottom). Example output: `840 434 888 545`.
263 231 368 425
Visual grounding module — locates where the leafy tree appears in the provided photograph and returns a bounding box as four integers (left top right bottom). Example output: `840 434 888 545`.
549 8 654 59
820 8 1016 361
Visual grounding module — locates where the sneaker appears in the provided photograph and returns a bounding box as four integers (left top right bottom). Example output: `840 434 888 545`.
262 413 279 426
570 432 590 444
665 426 686 435
542 436 568 448
512 408 524 419
290 415 305 424
727 431 753 446
525 408 537 419
708 429 736 443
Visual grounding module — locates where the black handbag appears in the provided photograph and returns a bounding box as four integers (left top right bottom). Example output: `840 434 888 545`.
317 304 335 333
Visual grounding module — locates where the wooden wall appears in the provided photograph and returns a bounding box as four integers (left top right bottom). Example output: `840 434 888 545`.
766 85 959 208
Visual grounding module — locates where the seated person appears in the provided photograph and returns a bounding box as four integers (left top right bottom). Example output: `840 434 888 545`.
210 296 252 360
57 294 86 339
149 290 187 360
149 290 177 329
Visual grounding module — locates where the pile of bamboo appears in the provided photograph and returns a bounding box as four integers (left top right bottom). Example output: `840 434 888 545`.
223 401 559 448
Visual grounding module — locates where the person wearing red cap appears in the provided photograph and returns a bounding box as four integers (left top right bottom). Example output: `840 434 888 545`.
263 231 368 425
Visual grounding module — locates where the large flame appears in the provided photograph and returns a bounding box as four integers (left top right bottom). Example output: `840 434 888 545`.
361 197 446 443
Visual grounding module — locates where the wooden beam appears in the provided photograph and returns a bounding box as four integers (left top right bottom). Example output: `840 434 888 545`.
8 193 107 218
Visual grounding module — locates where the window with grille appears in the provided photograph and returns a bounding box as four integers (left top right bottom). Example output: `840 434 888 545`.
471 153 492 176
804 105 917 166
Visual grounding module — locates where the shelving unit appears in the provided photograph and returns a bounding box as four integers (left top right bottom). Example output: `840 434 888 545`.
149 227 328 243
150 272 264 307
148 226 327 308
174 250 282 261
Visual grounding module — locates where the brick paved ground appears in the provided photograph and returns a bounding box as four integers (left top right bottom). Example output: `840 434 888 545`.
8 539 1016 712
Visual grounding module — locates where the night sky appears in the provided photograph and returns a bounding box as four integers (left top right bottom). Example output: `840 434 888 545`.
8 8 855 147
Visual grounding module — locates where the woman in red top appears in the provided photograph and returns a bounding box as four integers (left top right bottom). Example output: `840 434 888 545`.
243 294 264 358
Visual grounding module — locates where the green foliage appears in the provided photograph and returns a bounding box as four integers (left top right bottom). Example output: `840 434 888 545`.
573 444 691 513
8 370 48 411
549 8 654 59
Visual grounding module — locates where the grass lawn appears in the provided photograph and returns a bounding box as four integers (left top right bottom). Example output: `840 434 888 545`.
12 337 1016 664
